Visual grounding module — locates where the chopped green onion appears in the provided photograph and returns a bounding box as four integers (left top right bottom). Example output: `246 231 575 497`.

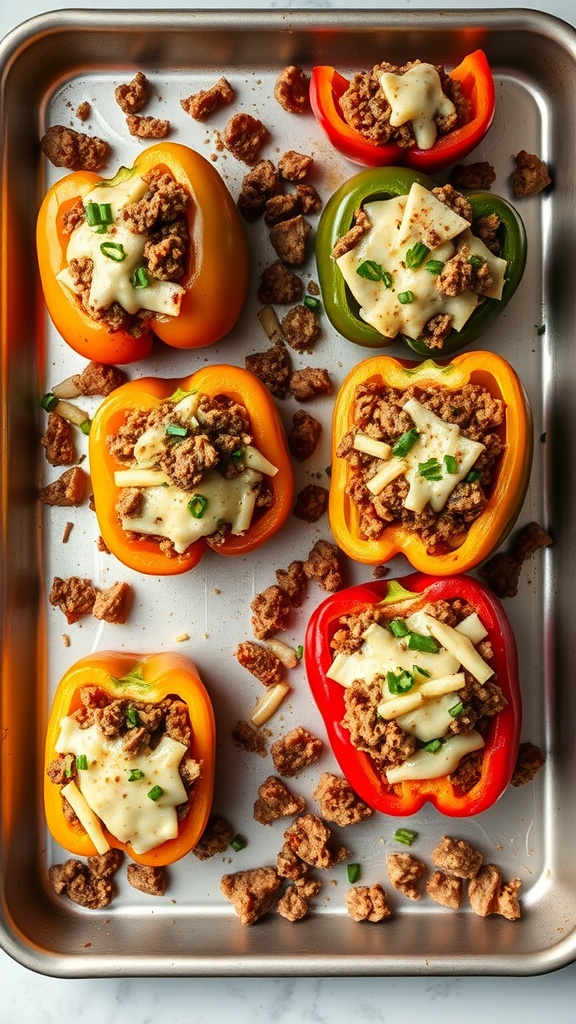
405 243 430 269
392 427 419 458
64 765 73 778
536 323 546 336
381 270 393 289
80 419 91 435
408 632 439 654
125 706 140 729
468 253 485 268
347 863 361 883
131 266 150 289
386 668 414 695
165 423 189 439
449 701 466 718
304 295 322 313
230 834 247 852
466 469 482 483
356 259 385 281
75 754 88 771
85 201 113 228
444 454 459 474
398 290 415 305
147 785 164 801
389 618 410 639
425 259 445 275
188 494 208 519
418 457 443 481
41 392 59 412
413 664 431 678
230 448 244 461
393 828 417 846
424 739 442 753
100 241 126 262
128 769 144 782
295 645 304 660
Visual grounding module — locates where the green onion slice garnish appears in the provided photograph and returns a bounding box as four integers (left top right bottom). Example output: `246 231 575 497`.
128 769 145 782
443 454 459 474
449 701 466 718
125 706 140 729
75 754 88 771
356 259 385 282
40 392 59 412
418 457 443 481
147 785 164 801
393 828 417 846
303 295 322 313
347 863 361 883
425 259 445 275
86 200 113 228
230 834 247 852
405 242 430 269
100 241 126 262
408 632 439 654
386 668 414 695
131 266 150 289
165 423 189 439
398 290 415 305
466 469 482 483
424 739 443 753
188 494 208 519
392 427 419 458
389 618 410 639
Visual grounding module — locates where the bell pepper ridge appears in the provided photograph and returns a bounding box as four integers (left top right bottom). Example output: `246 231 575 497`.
315 167 527 355
36 142 249 365
44 650 216 866
304 572 522 818
309 51 496 172
329 351 532 575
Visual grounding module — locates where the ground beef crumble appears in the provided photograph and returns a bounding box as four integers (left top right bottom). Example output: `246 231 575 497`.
180 76 235 120
223 112 269 164
39 466 88 507
481 520 552 598
48 850 124 909
126 864 167 896
114 71 151 114
346 884 392 922
193 815 236 860
41 125 110 171
245 341 292 398
511 150 551 197
220 866 283 924
273 66 310 113
253 775 306 824
270 726 323 778
235 640 285 687
283 813 348 869
313 772 374 826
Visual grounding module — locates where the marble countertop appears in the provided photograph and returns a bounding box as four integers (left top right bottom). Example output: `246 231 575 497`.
2 1 575 1019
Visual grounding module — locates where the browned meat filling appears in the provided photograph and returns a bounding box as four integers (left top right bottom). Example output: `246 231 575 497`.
337 380 505 554
339 60 470 148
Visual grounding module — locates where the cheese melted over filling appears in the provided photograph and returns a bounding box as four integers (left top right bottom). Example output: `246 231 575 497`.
336 182 507 341
379 62 456 150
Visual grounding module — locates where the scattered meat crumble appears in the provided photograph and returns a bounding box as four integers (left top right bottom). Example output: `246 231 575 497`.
114 71 151 114
193 814 236 860
451 161 496 190
39 466 88 507
288 409 322 462
387 852 426 899
232 719 268 757
258 261 303 305
76 102 91 122
431 836 484 879
273 66 310 113
126 863 167 896
220 866 282 924
180 76 235 120
270 726 323 778
275 559 308 607
511 150 551 197
49 576 132 624
313 772 374 826
126 114 170 139
281 305 321 353
235 639 285 687
481 520 552 597
71 360 127 396
278 150 314 181
293 483 328 523
245 341 292 398
253 775 306 824
468 864 521 920
48 849 124 909
303 539 342 592
41 413 77 467
426 870 463 909
223 111 269 164
269 214 311 267
346 884 392 922
250 584 292 640
289 366 333 402
92 580 131 624
511 741 545 786
283 813 348 869
41 124 110 171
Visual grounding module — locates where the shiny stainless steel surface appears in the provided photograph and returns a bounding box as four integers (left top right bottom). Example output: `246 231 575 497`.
0 8 574 977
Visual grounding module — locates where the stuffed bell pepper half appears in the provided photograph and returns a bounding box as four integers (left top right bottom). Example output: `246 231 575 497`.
89 365 294 575
37 142 249 364
305 573 521 817
44 651 216 865
310 50 495 172
315 167 526 355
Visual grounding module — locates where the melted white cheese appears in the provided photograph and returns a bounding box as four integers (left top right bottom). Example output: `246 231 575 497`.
56 717 188 855
386 730 485 783
379 63 456 150
335 183 508 341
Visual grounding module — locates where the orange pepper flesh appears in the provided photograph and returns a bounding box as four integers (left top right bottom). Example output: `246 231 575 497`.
88 365 294 576
36 142 249 364
43 651 216 866
329 352 533 575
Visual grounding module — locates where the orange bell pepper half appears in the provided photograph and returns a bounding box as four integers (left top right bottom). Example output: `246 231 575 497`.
44 650 216 866
88 365 294 575
36 142 249 364
329 352 532 575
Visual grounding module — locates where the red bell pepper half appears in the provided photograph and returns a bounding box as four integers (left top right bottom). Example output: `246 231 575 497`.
309 51 495 172
304 573 521 817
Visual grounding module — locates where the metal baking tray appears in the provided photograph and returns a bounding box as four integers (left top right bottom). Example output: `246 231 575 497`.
0 7 574 978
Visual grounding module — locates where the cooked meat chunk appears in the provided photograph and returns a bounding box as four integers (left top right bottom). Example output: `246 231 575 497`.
276 841 310 882
269 215 311 266
346 884 392 922
451 161 496 190
41 412 77 467
235 640 285 687
313 772 374 826
253 775 306 824
293 484 328 524
126 864 167 896
71 361 127 396
49 576 96 624
481 520 552 598
296 183 322 215
220 866 282 924
193 815 236 860
468 864 521 920
283 813 348 869
41 124 110 171
48 852 123 909
238 159 282 220
271 726 323 778
273 65 310 113
76 102 90 122
511 149 551 197
250 584 292 640
426 870 463 909
231 719 268 757
245 341 292 398
342 679 417 767
289 366 333 401
303 539 342 592
264 193 302 225
114 71 150 114
431 836 483 879
223 112 269 164
92 581 131 624
332 207 372 260
276 884 312 921
180 76 235 120
449 749 483 793
126 114 170 139
511 741 545 787
39 466 87 507
275 560 308 607
387 852 426 899
281 305 321 353
258 261 303 304
288 409 321 462
278 150 313 181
